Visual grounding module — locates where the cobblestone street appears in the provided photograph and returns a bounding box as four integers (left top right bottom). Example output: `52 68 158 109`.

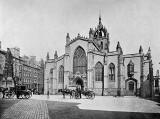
1 99 49 119
0 95 160 119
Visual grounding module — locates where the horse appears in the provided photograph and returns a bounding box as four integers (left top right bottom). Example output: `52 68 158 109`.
58 89 75 99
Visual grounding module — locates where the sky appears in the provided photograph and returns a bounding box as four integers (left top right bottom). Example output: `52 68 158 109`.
0 0 160 74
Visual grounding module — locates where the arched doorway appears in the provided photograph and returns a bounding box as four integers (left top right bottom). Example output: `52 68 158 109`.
128 81 134 91
125 78 137 96
75 77 84 90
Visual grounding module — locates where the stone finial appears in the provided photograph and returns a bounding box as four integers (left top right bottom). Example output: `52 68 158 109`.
139 45 143 54
46 52 49 60
77 33 80 37
66 33 70 38
99 14 102 25
156 70 159 77
116 41 123 54
66 33 70 44
54 50 58 59
89 28 94 38
116 41 121 50
147 47 151 59
148 47 151 53
89 28 92 34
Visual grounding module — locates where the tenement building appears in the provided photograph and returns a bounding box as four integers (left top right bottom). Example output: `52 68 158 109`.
0 44 44 94
0 41 6 86
0 42 15 88
44 17 153 97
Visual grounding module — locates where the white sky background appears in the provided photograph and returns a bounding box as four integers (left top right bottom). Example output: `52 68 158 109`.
0 0 160 74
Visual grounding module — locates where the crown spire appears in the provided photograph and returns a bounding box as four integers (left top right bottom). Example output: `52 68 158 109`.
99 11 102 25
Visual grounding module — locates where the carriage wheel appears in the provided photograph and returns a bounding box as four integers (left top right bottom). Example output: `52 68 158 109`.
25 94 30 99
11 92 15 98
8 93 12 98
88 92 95 99
91 92 95 99
88 93 92 99
5 94 9 98
21 94 25 99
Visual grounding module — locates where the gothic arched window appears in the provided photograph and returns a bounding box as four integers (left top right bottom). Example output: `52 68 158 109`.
101 42 103 49
95 62 103 81
127 60 134 77
73 46 87 74
109 63 115 81
59 65 64 83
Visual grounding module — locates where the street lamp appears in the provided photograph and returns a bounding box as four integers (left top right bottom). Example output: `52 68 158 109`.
46 78 50 98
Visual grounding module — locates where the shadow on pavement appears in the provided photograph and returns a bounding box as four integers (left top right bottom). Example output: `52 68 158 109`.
145 96 160 106
46 101 160 119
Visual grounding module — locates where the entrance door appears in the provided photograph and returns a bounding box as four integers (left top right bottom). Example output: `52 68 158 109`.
129 81 134 91
76 78 84 91
127 81 135 96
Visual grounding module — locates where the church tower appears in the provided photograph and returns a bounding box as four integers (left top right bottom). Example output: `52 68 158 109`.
90 15 110 52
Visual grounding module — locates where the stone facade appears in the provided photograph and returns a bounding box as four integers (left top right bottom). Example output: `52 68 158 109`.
1 48 14 88
44 17 153 97
0 45 44 94
0 47 6 88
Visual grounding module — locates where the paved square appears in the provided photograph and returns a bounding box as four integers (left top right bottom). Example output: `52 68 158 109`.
1 95 160 119
32 95 160 114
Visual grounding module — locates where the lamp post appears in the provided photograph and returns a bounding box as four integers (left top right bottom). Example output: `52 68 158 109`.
46 78 49 98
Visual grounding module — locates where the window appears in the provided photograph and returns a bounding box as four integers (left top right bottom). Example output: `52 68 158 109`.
101 42 103 49
127 60 134 77
59 65 64 83
73 46 87 74
109 63 115 81
95 62 103 81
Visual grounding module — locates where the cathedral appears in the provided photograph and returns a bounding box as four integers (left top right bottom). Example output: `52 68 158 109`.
44 16 153 97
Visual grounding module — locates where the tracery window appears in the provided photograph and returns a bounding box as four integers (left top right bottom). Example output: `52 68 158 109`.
73 47 87 74
95 62 103 81
127 60 134 77
109 63 115 81
59 65 64 83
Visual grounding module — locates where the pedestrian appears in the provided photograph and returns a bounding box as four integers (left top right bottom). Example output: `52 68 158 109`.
47 90 49 99
78 86 82 99
63 91 65 99
2 88 5 99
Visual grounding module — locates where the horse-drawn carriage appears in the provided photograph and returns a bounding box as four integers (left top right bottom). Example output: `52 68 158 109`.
1 87 15 99
16 85 32 99
58 87 95 99
1 85 32 99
